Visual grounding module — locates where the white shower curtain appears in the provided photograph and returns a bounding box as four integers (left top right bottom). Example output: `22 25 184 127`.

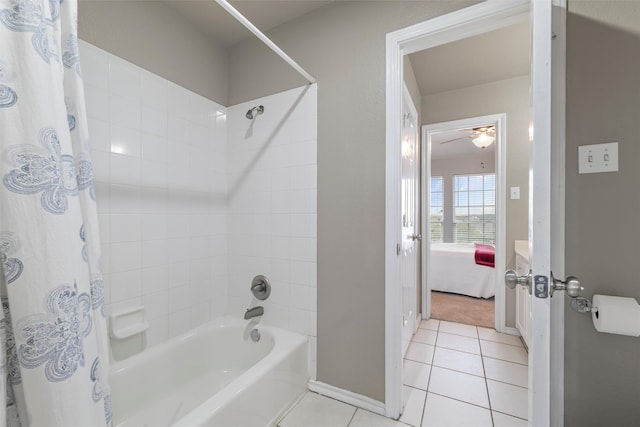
0 0 111 425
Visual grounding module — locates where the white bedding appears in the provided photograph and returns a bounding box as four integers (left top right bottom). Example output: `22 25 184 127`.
430 243 495 299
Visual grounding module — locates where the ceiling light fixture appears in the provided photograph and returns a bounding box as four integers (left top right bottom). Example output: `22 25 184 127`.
472 129 495 149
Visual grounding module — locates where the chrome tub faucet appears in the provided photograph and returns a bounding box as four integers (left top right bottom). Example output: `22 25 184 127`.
244 306 264 320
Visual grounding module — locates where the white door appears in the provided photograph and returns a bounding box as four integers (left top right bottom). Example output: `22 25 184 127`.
525 0 566 424
400 84 419 356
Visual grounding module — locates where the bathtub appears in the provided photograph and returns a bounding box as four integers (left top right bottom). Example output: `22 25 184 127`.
109 317 308 427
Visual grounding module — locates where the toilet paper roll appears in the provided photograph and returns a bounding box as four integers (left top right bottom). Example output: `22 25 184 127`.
592 294 640 337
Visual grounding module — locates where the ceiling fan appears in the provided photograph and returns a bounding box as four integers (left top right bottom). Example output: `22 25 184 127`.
439 126 496 148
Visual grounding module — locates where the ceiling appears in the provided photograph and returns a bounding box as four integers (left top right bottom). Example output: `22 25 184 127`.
163 0 334 48
408 21 530 96
430 129 495 160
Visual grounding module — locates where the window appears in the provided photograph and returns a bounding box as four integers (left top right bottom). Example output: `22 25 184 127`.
430 176 443 242
453 174 495 244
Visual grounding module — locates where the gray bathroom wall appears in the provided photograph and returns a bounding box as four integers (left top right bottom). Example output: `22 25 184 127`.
227 0 476 402
565 1 640 424
78 1 229 105
422 75 531 327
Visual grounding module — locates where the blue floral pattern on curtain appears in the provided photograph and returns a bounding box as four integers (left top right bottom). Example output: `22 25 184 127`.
0 0 111 424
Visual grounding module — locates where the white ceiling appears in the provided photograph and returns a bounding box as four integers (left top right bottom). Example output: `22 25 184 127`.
163 0 334 48
408 21 530 95
430 129 495 160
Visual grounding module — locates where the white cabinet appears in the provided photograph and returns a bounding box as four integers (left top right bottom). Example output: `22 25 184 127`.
514 241 531 348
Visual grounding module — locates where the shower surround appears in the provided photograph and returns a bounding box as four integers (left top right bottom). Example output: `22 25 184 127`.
79 41 317 376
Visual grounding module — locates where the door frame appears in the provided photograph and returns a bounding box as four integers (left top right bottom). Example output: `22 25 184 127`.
385 0 566 420
421 113 509 335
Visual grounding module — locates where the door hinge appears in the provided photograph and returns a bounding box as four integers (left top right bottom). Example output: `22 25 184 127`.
396 243 401 256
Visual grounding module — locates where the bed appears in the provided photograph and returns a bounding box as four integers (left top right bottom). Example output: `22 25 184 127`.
430 242 496 299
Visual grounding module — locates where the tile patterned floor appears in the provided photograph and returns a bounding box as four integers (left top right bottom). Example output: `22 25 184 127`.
278 319 528 427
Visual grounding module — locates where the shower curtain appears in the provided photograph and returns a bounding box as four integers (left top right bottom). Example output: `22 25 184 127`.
0 0 111 425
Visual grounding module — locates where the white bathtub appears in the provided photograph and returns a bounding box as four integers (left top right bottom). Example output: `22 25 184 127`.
110 317 308 427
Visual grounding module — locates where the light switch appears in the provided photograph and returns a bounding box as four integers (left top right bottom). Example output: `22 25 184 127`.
579 142 619 174
510 187 520 200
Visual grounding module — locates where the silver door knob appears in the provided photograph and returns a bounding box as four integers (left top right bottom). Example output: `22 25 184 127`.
550 272 583 297
409 234 422 241
505 269 532 294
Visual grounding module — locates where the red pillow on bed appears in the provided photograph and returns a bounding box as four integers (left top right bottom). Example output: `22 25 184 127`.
474 243 495 267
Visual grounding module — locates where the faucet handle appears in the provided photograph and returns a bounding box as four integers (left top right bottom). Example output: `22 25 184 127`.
250 275 271 300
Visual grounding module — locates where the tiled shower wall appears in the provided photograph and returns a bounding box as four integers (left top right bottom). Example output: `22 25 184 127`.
226 85 318 379
80 41 318 372
80 41 228 357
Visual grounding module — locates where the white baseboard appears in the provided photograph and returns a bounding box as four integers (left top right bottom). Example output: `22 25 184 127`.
501 326 521 336
308 380 386 416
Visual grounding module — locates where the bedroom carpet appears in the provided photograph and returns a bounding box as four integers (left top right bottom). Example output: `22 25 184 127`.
430 291 495 329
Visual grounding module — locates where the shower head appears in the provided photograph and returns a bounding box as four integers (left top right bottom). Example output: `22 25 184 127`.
246 105 264 120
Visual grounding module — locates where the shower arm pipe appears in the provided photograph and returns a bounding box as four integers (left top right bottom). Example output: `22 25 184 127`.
215 0 316 85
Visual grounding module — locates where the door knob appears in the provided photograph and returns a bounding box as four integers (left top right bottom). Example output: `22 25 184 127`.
505 269 532 294
409 233 422 241
550 272 583 297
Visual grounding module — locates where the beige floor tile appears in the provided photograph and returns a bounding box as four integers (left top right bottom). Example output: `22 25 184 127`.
483 357 528 388
421 393 492 427
477 327 524 347
279 392 356 427
403 359 431 390
438 321 478 338
400 386 427 427
487 380 528 420
432 347 484 377
419 318 440 331
413 329 437 345
436 332 481 355
406 341 435 364
427 367 489 408
480 340 528 365
492 411 528 427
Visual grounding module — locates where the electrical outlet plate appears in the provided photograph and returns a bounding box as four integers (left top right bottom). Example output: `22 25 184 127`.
578 142 618 174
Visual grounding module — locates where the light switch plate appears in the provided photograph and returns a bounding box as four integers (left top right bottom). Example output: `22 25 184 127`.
578 142 618 174
510 187 520 200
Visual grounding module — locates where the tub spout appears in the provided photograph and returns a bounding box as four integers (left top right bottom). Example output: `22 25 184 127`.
244 306 264 320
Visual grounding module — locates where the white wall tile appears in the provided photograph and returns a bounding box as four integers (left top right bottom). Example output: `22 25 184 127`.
110 242 141 273
110 124 141 158
91 150 110 183
142 264 170 294
143 290 169 320
141 106 167 137
83 43 317 356
226 85 318 362
88 118 110 152
110 214 141 243
168 309 190 338
109 55 142 100
146 316 168 347
82 42 228 351
110 154 141 186
141 70 167 110
110 269 142 303
109 93 140 130
142 214 167 241
79 41 109 89
85 85 109 121
167 82 190 120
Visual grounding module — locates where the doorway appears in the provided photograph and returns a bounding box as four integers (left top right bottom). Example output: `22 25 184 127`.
384 0 546 422
423 114 507 332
